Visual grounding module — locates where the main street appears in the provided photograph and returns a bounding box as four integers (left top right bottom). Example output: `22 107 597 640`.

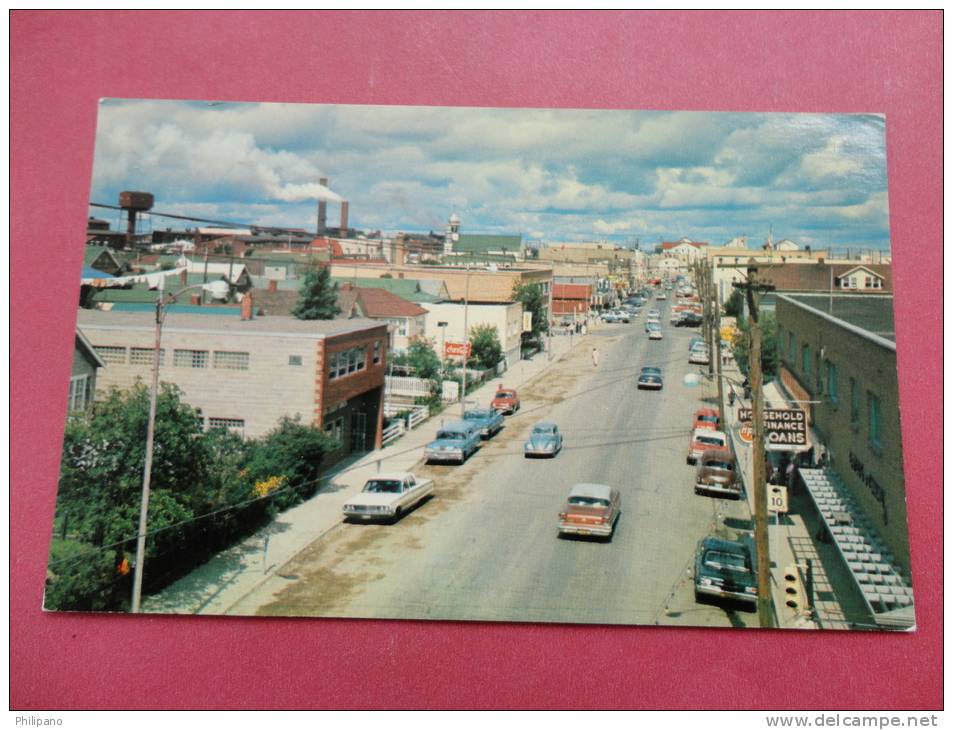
230 299 755 627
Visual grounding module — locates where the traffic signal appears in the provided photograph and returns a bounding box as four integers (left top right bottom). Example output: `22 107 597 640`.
783 563 809 613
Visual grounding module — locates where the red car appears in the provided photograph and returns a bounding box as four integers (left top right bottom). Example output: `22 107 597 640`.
491 386 521 415
693 407 721 431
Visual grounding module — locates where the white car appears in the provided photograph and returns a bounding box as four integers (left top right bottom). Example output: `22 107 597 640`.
343 472 434 522
689 347 711 365
648 327 663 340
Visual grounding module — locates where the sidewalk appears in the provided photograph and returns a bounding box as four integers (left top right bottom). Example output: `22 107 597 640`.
720 358 853 629
143 325 594 615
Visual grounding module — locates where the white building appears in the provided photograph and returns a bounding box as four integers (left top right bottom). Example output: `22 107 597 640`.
421 301 523 369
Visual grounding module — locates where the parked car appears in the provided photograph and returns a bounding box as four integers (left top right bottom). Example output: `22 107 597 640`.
648 327 663 341
637 371 663 390
694 448 741 499
490 386 521 415
612 309 630 323
524 421 564 457
689 347 710 365
694 536 758 607
680 312 703 327
342 472 434 522
425 421 482 464
687 428 728 464
670 311 686 326
557 483 621 540
601 311 620 323
655 292 667 301
463 408 504 439
689 335 705 351
693 407 721 431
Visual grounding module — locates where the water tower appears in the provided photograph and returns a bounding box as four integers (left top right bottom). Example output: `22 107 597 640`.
119 190 154 249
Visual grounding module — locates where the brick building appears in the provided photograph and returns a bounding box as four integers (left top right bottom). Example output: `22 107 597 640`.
551 282 593 317
774 293 909 573
76 309 389 458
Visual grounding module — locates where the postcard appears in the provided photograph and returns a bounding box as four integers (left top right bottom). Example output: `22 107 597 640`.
47 100 912 631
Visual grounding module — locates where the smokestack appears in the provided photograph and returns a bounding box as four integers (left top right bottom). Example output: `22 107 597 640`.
317 177 328 235
340 201 349 235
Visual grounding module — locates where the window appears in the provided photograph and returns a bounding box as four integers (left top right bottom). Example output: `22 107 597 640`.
868 392 882 449
67 375 90 412
95 346 127 364
850 377 860 424
373 340 381 364
288 355 303 366
130 347 165 366
213 351 250 370
207 417 245 434
826 361 839 403
174 349 209 368
324 416 344 445
801 344 811 375
329 347 366 379
388 318 408 337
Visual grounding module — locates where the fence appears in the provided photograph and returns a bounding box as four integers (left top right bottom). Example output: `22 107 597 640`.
385 375 464 402
382 402 430 446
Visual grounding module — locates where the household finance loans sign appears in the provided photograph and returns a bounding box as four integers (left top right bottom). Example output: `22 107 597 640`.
737 407 810 452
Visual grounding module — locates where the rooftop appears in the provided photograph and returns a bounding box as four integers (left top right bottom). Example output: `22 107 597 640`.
76 308 386 339
454 233 523 254
778 293 896 344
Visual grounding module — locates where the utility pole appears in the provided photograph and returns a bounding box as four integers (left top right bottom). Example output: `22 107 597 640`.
734 266 776 628
547 271 554 361
713 261 724 418
460 264 470 419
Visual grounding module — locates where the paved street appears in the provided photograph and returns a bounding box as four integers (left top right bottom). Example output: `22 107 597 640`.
229 302 756 627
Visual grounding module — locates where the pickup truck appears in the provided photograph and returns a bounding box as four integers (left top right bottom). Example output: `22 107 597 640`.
463 408 504 439
342 472 434 522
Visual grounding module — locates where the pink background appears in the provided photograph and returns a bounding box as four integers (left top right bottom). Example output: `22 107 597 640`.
11 11 942 709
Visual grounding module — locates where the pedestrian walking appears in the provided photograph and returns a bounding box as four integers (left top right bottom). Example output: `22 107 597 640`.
591 347 600 367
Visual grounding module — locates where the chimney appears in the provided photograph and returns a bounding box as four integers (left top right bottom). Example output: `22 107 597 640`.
267 279 278 293
340 201 349 234
317 177 328 234
241 292 253 321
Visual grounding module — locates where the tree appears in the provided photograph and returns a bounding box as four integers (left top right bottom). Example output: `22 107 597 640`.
292 266 340 320
513 282 548 344
732 311 779 379
468 323 503 370
724 289 745 319
391 338 441 379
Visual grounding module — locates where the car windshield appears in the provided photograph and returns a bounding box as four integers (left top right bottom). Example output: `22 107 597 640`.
568 496 610 507
704 460 734 471
496 391 515 398
363 480 402 494
436 430 463 441
704 550 750 572
697 435 725 446
533 425 555 435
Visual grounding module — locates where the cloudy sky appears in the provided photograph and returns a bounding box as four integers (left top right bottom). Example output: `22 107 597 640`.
89 99 891 250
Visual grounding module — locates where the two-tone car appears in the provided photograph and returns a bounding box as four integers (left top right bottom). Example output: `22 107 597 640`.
424 421 482 464
524 421 563 458
342 472 434 523
689 346 710 365
648 324 663 341
637 368 663 390
694 448 741 499
687 428 728 465
463 407 504 439
693 407 721 431
694 535 758 607
557 483 621 540
490 387 521 415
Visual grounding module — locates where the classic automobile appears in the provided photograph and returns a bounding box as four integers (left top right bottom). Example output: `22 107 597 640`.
693 407 721 431
694 535 758 607
694 448 741 499
637 371 663 390
688 335 705 352
647 308 661 320
670 311 686 325
640 366 662 378
557 483 621 540
689 346 710 365
600 311 620 323
490 386 521 415
687 428 728 464
655 292 667 301
648 326 663 341
524 421 564 457
463 407 504 439
680 312 703 327
424 421 482 464
342 472 434 522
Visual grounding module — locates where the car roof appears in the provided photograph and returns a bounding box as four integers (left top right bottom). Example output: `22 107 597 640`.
700 448 734 461
440 420 474 431
569 483 613 500
700 536 751 554
533 421 557 429
693 428 727 439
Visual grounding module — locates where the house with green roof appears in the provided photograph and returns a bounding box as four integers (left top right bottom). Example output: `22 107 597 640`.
83 245 125 276
451 234 523 261
330 277 448 303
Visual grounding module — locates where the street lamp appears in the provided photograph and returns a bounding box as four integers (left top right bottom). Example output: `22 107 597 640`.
130 275 229 613
437 321 448 372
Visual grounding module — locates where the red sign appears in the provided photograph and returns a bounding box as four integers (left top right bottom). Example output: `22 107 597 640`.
444 342 471 358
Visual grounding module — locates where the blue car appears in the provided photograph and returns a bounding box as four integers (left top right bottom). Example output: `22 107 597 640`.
424 421 482 465
463 408 504 439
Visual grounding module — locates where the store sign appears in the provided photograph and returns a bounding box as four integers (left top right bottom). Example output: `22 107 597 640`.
444 342 472 358
736 407 810 451
522 312 533 332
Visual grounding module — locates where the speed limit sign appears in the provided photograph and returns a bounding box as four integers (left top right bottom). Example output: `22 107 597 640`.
768 485 789 513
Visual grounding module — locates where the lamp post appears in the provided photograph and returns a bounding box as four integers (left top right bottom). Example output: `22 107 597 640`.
437 321 448 372
130 275 226 613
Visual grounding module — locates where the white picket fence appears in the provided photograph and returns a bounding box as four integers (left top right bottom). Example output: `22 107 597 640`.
381 402 431 446
385 375 460 402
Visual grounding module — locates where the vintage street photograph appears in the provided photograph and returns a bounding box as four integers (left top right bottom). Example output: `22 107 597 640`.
48 100 912 630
